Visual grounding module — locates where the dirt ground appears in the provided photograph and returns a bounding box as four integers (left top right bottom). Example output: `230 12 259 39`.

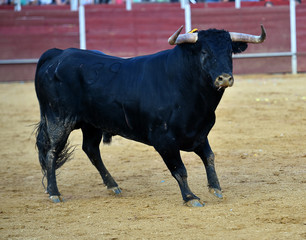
0 74 305 240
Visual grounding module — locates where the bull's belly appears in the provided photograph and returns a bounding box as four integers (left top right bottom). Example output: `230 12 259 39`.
104 121 207 152
81 105 211 152
82 113 151 145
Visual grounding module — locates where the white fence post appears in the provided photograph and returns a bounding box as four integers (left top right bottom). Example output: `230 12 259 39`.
126 0 132 11
14 0 21 11
71 0 78 11
79 3 86 50
184 0 191 33
290 0 297 74
235 0 241 9
180 0 184 9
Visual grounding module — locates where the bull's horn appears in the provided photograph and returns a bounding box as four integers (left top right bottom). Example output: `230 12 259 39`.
230 24 266 43
168 25 184 45
168 25 198 45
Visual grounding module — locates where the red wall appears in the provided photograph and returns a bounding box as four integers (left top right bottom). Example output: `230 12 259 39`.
0 2 305 82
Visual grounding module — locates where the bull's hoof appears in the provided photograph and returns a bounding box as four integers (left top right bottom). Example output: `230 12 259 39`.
185 199 205 207
209 188 223 200
108 187 122 195
49 195 64 203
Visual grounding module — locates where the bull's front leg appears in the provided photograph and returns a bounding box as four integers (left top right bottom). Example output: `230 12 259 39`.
154 140 205 207
195 138 223 199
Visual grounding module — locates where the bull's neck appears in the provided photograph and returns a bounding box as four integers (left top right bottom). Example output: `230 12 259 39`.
200 86 224 112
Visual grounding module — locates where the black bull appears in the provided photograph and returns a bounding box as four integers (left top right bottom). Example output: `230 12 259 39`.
35 26 266 207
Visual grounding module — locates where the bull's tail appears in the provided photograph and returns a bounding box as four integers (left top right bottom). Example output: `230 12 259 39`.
35 116 74 175
35 118 49 174
35 48 73 175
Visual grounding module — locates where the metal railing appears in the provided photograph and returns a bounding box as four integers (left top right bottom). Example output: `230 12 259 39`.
0 59 38 64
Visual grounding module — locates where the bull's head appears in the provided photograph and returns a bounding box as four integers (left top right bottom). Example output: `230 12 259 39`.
168 25 266 90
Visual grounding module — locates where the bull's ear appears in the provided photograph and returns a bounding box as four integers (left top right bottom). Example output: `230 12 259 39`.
232 42 248 54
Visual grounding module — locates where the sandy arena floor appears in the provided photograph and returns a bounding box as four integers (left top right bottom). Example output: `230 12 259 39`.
0 74 305 239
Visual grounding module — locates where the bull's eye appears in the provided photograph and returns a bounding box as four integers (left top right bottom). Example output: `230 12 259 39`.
200 50 209 68
201 50 208 57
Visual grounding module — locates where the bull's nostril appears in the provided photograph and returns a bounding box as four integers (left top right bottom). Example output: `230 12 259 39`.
217 74 232 81
215 74 234 88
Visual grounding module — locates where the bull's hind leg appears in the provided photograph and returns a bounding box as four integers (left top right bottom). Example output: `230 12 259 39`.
36 116 73 203
81 124 121 195
194 139 223 199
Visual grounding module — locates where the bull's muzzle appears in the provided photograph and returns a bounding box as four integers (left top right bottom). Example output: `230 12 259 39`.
214 73 234 90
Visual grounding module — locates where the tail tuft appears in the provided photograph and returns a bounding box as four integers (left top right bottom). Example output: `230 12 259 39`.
35 118 74 174
55 142 75 169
